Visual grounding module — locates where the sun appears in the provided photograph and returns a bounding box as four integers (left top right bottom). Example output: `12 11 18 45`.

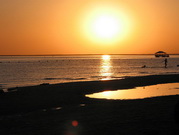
81 5 133 45
92 15 121 39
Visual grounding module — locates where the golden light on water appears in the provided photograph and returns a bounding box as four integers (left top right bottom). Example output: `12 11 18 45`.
100 91 113 98
100 55 113 80
102 55 110 60
86 83 179 100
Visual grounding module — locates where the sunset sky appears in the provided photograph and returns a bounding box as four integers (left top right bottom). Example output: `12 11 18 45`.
0 0 178 55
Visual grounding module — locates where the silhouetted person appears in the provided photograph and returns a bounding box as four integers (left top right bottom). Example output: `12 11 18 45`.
164 58 168 68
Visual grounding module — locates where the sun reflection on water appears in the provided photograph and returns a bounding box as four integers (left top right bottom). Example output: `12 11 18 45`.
100 55 113 80
86 83 179 100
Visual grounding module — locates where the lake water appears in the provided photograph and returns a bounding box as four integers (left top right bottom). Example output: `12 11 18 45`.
0 55 179 89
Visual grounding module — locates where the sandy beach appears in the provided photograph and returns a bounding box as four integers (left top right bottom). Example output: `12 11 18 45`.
0 74 179 135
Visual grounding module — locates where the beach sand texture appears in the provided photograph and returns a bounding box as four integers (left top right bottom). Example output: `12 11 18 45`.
0 74 179 135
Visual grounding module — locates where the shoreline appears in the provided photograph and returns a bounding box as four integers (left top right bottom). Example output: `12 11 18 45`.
6 73 179 88
1 74 179 114
0 74 179 134
18 73 179 92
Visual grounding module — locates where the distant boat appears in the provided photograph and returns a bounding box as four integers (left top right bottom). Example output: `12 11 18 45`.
155 51 169 57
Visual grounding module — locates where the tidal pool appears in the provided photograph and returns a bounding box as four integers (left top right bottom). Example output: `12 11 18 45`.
86 83 179 100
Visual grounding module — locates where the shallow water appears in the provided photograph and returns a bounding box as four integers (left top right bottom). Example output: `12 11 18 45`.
86 83 179 100
0 55 179 88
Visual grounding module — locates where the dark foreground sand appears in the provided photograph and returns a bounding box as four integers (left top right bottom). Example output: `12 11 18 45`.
0 74 179 135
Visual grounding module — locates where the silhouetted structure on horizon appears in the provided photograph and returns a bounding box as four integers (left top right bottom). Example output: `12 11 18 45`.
155 51 169 57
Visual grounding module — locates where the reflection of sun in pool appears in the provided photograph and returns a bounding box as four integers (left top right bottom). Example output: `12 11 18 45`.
101 91 112 97
86 83 179 100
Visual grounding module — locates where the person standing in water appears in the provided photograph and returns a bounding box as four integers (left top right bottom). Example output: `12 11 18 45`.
164 58 168 68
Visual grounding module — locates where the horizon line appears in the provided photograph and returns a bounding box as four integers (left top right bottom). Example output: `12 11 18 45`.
0 53 179 56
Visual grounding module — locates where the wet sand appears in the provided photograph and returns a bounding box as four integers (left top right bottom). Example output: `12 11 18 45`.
0 74 179 134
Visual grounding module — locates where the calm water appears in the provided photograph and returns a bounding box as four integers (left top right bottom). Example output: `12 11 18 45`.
0 55 179 89
86 83 179 100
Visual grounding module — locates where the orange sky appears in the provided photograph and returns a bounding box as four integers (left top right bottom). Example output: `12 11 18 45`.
0 0 178 55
